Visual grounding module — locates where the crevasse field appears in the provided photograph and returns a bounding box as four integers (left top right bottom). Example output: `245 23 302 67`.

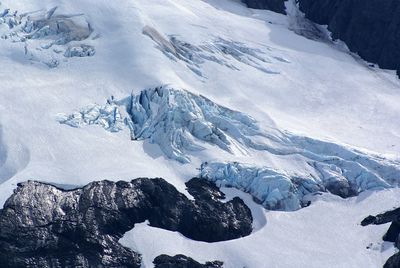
0 0 399 267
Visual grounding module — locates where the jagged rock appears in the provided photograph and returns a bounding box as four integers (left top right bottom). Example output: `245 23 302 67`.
153 254 223 268
0 178 252 267
298 0 400 72
361 207 400 226
384 253 400 268
362 209 400 250
241 0 287 14
362 207 400 268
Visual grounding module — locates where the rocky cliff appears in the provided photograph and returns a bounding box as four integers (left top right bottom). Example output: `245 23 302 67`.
241 0 287 14
362 207 400 268
0 178 252 267
242 0 400 75
299 0 400 73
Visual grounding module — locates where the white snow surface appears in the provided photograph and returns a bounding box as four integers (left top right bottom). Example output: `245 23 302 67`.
0 0 399 267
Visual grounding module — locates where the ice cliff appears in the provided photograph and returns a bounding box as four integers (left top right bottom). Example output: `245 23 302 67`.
199 159 399 211
60 86 270 163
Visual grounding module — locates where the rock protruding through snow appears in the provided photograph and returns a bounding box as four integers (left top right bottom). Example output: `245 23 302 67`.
153 254 224 268
362 208 400 268
0 178 252 267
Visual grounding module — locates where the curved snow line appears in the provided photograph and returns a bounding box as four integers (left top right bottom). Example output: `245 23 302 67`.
0 126 30 184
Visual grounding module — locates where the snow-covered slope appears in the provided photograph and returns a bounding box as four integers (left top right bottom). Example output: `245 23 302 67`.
0 0 399 267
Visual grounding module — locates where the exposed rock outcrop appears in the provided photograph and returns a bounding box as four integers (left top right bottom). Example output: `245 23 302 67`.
298 0 400 73
362 208 400 268
153 254 223 268
240 0 400 75
0 178 252 267
241 0 287 14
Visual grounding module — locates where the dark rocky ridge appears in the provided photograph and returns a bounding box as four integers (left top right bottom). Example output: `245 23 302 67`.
153 254 223 268
0 178 252 267
241 0 400 76
362 208 400 268
298 0 400 74
241 0 287 14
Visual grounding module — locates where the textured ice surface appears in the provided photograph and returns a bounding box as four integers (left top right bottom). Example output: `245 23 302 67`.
200 157 399 211
58 101 124 133
60 86 268 163
64 44 95 58
143 26 288 77
59 85 400 199
0 5 95 67
59 86 400 208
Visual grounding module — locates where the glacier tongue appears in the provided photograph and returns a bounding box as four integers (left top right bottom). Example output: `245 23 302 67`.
127 86 268 163
199 159 397 211
61 86 269 163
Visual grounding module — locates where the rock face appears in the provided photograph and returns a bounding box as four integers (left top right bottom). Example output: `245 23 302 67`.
153 254 223 268
0 178 252 267
241 0 287 14
362 208 400 268
240 0 400 75
298 0 400 73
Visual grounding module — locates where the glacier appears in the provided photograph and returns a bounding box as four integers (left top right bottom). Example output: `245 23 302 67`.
2 0 400 267
60 86 269 163
60 85 400 208
58 101 125 133
199 160 398 211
